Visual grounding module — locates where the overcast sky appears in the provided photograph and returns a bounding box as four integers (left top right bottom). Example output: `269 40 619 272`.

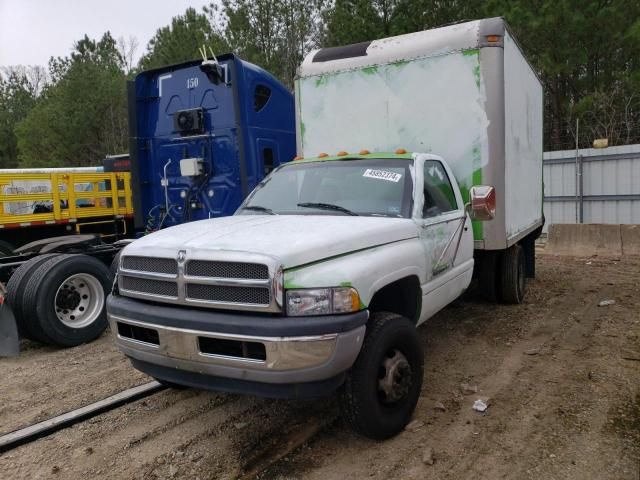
0 0 212 68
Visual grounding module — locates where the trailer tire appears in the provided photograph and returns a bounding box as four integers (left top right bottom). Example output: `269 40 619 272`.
339 312 423 440
22 254 112 347
6 253 58 341
499 244 526 304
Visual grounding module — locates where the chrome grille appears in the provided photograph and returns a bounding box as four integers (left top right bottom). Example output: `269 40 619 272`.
185 260 268 279
121 276 178 297
117 253 278 312
122 256 177 275
186 284 270 305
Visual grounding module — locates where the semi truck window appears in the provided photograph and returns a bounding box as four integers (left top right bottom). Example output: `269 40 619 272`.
254 85 271 112
422 160 457 218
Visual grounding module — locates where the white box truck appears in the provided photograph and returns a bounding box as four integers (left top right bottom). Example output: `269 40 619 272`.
107 18 544 439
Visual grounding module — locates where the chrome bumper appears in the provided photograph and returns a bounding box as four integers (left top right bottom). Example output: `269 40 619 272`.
108 314 365 384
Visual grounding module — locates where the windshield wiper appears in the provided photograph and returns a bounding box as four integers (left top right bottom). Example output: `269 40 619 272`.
241 205 276 215
297 202 358 216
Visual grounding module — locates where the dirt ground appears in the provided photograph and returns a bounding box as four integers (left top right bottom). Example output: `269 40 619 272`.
0 253 638 480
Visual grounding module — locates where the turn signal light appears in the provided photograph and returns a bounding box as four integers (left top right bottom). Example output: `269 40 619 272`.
486 35 501 43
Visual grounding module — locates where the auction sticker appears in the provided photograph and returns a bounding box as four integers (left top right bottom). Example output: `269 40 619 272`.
363 169 402 182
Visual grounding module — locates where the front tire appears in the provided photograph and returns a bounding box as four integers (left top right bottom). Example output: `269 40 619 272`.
339 312 424 440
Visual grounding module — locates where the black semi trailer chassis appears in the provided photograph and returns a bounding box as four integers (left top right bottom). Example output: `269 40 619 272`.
0 235 129 356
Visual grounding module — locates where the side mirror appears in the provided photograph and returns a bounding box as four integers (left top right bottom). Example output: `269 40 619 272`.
468 185 496 221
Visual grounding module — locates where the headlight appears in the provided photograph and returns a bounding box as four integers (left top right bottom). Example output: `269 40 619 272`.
286 287 361 316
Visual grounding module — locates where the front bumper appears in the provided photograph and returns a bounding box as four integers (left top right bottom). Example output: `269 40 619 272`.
107 295 367 396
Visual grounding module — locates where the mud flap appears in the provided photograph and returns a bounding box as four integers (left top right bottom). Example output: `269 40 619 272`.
0 303 19 357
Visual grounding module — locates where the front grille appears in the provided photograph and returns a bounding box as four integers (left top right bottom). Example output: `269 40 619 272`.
121 276 178 297
185 260 268 280
122 256 177 275
186 284 270 305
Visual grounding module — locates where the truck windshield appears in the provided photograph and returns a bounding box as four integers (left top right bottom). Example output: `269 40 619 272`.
239 158 413 218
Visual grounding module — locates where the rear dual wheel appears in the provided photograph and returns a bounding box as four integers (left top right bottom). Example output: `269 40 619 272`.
499 244 526 304
6 254 58 340
15 254 112 347
476 244 527 305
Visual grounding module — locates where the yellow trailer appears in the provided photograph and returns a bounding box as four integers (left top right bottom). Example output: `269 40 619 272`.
0 168 133 251
0 167 135 354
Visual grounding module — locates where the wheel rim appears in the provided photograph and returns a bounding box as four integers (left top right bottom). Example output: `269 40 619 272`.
54 273 104 328
378 349 413 404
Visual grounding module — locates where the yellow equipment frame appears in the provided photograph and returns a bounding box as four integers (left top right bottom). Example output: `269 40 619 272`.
0 172 133 228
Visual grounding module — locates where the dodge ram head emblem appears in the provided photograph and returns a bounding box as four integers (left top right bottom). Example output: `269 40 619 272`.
177 250 186 263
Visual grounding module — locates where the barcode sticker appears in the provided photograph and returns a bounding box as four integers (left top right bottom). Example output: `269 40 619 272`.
363 169 402 183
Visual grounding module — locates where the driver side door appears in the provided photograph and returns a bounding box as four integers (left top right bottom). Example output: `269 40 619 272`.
416 159 469 292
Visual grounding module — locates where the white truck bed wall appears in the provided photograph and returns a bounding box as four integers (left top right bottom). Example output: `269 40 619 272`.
296 18 543 249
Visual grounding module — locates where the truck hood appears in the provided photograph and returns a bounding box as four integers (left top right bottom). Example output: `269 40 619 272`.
124 215 417 269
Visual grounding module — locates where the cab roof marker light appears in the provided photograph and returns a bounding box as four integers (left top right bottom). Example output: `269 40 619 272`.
359 149 370 155
293 156 304 161
395 148 407 154
318 153 329 158
337 151 348 156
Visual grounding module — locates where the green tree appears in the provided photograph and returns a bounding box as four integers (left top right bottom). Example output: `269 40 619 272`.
0 66 45 168
322 0 484 46
219 0 324 87
16 32 128 167
485 0 640 149
140 7 228 70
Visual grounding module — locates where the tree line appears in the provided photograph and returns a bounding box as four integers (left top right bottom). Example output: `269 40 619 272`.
1 0 639 169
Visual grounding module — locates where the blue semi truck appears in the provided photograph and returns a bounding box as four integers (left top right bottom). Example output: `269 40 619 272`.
0 55 296 353
128 54 296 230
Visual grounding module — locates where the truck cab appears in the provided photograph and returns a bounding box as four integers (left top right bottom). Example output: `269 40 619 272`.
108 152 491 439
127 54 296 231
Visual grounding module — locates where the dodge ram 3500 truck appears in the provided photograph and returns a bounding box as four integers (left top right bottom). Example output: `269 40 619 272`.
108 17 543 439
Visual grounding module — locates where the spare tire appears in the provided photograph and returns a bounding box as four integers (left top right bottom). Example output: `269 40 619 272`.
22 254 112 347
6 254 58 341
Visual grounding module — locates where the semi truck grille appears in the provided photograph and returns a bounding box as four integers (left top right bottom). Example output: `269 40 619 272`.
122 256 177 275
121 276 178 297
117 255 277 312
185 260 268 280
186 284 270 305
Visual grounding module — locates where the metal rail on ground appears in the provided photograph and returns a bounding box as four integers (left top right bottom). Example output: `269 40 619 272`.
0 381 165 453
